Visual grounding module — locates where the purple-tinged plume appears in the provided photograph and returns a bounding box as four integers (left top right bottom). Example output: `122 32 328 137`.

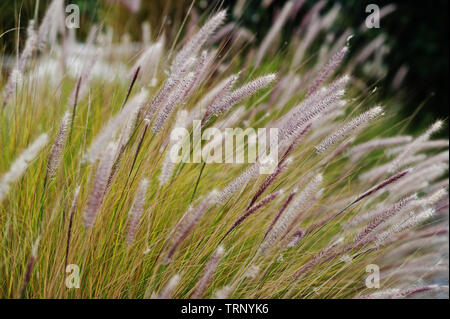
315 106 383 154
126 178 149 245
83 141 118 228
306 46 348 97
191 245 225 298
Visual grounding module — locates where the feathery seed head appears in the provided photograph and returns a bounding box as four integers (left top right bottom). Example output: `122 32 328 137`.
315 106 383 154
1 133 49 202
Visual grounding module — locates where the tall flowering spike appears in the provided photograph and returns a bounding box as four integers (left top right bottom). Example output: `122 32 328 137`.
3 20 37 106
248 160 288 208
152 72 196 134
315 106 384 154
280 85 346 142
320 137 355 165
202 73 239 124
119 89 149 149
387 163 448 196
191 245 225 299
345 202 396 230
375 208 435 247
126 178 149 246
0 133 48 202
130 40 164 86
414 188 448 208
284 186 323 238
144 61 188 123
189 74 237 121
387 139 449 157
359 154 425 183
37 0 65 49
154 274 181 299
279 123 312 159
186 51 208 93
292 237 343 280
165 192 215 264
415 150 449 171
83 141 118 228
222 191 281 240
159 110 188 186
260 174 323 254
353 194 417 246
354 169 411 204
214 74 276 117
86 89 148 163
347 136 412 161
307 46 349 97
47 110 71 179
388 120 443 173
283 74 350 125
18 20 38 71
183 50 216 100
171 10 226 75
215 164 259 205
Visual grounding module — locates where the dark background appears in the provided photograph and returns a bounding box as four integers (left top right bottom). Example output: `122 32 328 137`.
1 0 448 134
223 0 449 134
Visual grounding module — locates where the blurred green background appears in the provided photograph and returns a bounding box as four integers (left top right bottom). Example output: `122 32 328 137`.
1 0 448 135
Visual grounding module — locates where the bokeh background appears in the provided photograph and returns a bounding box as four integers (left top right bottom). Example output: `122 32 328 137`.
1 0 448 135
